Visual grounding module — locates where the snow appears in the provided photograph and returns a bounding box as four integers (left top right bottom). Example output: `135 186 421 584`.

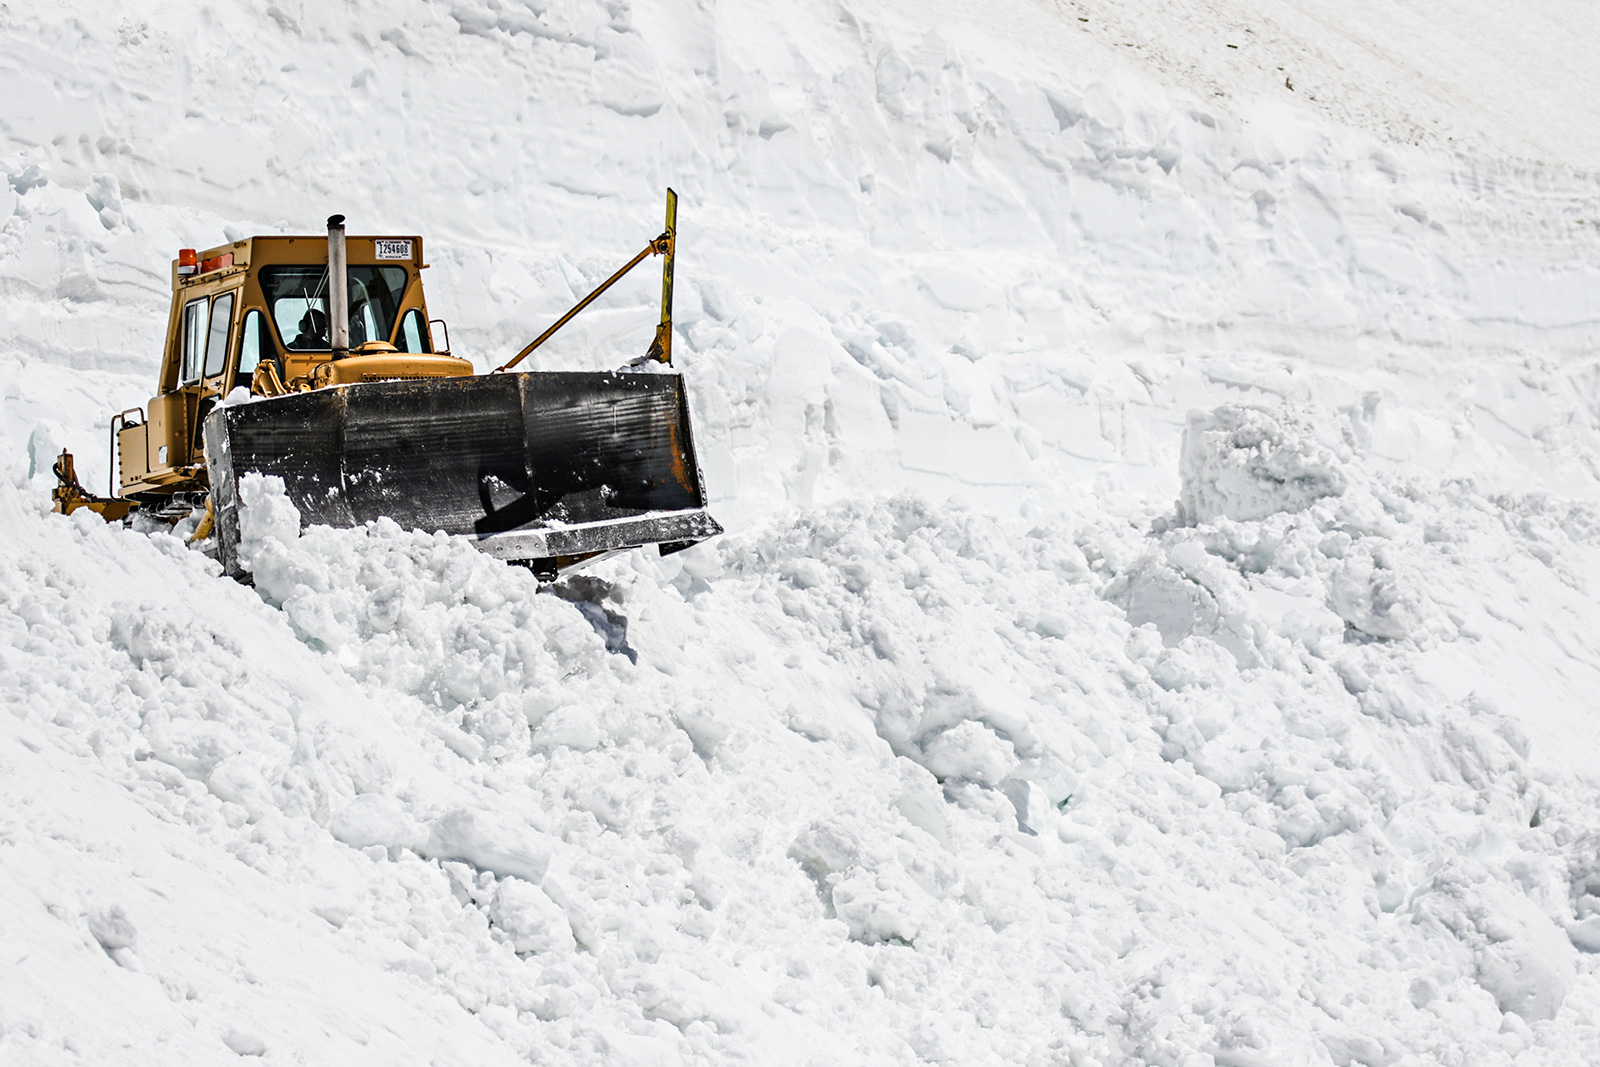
4 0 1600 1064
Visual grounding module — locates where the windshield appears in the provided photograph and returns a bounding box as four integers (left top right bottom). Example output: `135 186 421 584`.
259 265 408 351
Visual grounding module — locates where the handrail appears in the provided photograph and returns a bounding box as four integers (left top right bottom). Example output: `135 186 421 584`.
108 407 145 497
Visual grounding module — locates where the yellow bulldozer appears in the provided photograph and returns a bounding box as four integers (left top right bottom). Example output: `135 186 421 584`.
52 191 720 580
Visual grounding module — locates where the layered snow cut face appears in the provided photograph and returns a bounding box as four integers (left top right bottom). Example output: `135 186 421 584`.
4 0 1600 1065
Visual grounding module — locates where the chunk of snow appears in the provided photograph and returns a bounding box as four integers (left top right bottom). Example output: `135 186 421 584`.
424 809 553 884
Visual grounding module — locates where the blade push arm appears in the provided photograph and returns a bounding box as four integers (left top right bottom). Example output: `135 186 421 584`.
495 188 679 373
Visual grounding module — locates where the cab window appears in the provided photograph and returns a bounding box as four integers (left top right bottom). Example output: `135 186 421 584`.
259 265 408 351
235 309 277 389
202 292 235 379
179 298 208 384
394 308 432 353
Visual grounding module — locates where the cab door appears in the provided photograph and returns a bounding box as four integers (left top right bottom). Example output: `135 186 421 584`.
147 295 213 473
194 290 237 451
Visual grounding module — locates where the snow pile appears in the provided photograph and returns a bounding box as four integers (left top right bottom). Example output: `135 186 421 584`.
4 0 1600 1063
8 403 1600 1062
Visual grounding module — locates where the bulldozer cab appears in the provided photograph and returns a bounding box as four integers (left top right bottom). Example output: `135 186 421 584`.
118 234 463 501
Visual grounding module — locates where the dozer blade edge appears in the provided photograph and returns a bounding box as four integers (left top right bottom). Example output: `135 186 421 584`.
204 370 722 580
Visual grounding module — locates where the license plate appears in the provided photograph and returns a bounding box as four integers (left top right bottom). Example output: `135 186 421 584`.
374 239 413 260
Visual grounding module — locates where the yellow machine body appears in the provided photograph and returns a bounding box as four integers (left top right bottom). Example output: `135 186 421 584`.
112 234 470 502
53 193 722 580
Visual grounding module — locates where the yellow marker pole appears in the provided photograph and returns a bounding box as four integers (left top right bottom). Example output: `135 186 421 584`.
648 188 677 365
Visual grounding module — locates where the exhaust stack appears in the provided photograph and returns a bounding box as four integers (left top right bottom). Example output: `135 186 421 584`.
327 214 349 358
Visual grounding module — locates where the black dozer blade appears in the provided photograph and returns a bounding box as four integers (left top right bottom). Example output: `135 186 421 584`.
203 371 722 580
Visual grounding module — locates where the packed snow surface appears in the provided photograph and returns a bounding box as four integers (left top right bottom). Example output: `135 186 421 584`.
4 0 1600 1064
